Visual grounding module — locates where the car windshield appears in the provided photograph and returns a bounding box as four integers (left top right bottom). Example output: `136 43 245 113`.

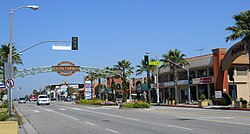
19 98 25 100
38 96 48 98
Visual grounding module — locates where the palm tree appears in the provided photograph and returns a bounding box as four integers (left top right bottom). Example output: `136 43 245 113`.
86 72 97 99
114 60 134 90
0 44 22 80
225 10 250 70
114 60 134 101
225 10 250 42
136 59 157 102
0 44 23 79
160 49 189 104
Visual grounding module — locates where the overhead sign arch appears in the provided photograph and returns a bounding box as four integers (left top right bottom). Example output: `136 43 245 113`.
221 39 250 71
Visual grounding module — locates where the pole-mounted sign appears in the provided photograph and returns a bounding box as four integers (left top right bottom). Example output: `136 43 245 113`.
5 78 14 89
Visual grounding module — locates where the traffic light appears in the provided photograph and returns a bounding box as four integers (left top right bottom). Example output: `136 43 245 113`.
144 55 149 65
188 76 193 84
228 67 234 81
72 37 78 50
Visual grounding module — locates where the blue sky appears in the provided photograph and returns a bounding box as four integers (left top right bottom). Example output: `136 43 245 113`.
0 0 249 98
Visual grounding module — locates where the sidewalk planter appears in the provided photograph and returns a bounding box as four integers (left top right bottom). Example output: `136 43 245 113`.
0 121 18 134
168 100 175 105
198 100 208 107
241 100 248 108
233 101 241 108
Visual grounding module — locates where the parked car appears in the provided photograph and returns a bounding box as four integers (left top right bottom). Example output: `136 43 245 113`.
37 95 50 105
64 97 72 102
18 98 26 104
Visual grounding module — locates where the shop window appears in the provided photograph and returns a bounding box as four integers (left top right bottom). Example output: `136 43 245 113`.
178 71 187 80
209 68 214 76
190 70 196 78
198 84 208 99
236 66 247 75
198 69 207 78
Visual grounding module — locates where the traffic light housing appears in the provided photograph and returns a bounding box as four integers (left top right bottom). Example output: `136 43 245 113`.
188 76 193 84
228 67 234 81
144 55 149 65
72 37 78 50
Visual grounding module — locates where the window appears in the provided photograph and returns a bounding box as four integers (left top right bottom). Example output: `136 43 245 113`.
198 69 207 78
236 66 248 75
209 68 214 76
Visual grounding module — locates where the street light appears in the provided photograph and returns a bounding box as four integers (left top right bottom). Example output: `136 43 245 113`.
7 5 39 116
146 51 160 105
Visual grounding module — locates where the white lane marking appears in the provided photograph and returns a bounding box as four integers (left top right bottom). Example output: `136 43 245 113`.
199 117 234 119
58 108 66 111
58 105 140 122
72 108 82 110
105 128 120 134
176 116 250 126
32 110 40 113
126 117 140 121
167 125 192 131
85 122 95 126
41 108 79 121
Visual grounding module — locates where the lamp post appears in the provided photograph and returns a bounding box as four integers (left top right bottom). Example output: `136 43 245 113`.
146 52 160 105
8 5 39 116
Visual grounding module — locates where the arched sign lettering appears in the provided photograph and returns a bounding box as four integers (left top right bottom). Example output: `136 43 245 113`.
221 40 250 71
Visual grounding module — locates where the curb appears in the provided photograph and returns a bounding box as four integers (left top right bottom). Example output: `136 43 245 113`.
15 105 38 134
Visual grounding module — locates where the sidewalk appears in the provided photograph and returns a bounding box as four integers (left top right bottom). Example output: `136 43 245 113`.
15 106 38 134
156 103 250 111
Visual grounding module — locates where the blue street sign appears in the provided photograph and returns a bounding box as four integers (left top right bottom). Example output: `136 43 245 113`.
0 83 5 88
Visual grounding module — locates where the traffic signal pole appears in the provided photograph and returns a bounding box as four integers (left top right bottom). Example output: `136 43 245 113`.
166 59 191 105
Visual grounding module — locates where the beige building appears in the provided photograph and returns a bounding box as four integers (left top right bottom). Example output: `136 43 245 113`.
158 49 250 104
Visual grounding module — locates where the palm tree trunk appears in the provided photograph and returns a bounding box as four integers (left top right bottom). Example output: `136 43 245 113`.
174 66 178 104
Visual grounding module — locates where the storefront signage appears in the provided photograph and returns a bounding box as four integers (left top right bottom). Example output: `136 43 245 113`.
53 61 80 76
231 43 246 56
215 91 222 98
200 77 213 84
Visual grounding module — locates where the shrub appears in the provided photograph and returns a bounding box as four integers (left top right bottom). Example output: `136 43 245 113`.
121 101 151 108
1 101 8 108
222 93 232 105
211 93 232 106
0 108 9 121
200 94 206 101
76 99 104 105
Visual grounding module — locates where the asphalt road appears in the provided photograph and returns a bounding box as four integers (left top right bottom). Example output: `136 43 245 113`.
15 101 250 134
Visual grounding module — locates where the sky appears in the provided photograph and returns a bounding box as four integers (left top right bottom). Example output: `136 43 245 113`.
0 0 249 98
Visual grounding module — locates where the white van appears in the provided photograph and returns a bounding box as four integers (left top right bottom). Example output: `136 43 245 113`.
37 95 50 105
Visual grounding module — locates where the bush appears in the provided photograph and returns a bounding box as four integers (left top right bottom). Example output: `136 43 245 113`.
121 101 151 108
200 94 206 101
0 108 9 121
76 99 104 105
1 101 8 108
212 93 232 106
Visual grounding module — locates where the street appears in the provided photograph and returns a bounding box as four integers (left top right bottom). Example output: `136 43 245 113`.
15 102 250 134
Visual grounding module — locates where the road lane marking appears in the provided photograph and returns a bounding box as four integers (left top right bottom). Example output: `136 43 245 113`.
58 108 66 111
167 125 192 131
126 117 140 121
57 105 141 122
85 122 95 126
176 116 250 126
105 128 120 134
32 110 40 113
41 108 79 121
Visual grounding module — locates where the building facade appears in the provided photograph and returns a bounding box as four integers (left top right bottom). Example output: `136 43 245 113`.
159 48 250 104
